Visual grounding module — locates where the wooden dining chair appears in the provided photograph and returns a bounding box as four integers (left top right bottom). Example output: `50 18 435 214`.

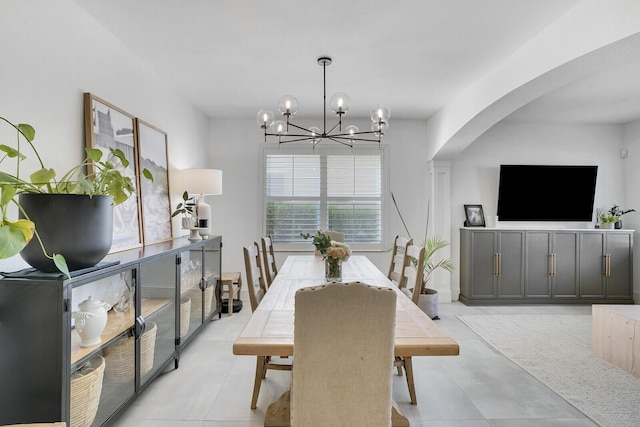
393 243 425 405
286 282 407 426
388 235 413 287
243 243 292 409
243 243 268 312
261 235 278 287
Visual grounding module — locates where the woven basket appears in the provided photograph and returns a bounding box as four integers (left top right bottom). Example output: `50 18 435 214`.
204 285 213 316
103 321 157 383
70 355 105 427
180 298 191 337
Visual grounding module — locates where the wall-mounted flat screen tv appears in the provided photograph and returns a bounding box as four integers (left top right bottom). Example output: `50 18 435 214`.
497 165 598 221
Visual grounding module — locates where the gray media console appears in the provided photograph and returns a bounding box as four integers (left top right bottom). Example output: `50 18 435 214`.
459 228 633 305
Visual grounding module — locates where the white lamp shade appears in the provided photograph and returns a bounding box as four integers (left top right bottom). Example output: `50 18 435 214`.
178 168 223 196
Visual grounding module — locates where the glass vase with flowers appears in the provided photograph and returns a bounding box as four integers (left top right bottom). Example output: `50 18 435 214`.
301 231 351 281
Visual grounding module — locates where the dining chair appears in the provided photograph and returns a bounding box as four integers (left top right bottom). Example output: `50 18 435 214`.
393 243 425 405
322 229 345 242
243 243 268 312
261 235 278 287
387 235 413 287
289 281 405 426
243 243 292 409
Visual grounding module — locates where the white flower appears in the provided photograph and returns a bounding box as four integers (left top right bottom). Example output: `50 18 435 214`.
326 241 351 261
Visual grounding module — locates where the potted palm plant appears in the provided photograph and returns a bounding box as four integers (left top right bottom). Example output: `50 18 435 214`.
0 115 152 277
416 236 455 319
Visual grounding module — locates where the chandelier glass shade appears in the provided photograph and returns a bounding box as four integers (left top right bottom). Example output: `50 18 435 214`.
257 56 390 147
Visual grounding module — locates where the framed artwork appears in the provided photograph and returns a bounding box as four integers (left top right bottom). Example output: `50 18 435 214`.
84 93 143 252
136 118 173 244
464 204 486 227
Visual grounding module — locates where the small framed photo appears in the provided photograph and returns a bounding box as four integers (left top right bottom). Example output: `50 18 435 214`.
464 204 486 227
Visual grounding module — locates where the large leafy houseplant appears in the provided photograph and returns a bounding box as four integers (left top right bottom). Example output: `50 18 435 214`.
0 116 152 277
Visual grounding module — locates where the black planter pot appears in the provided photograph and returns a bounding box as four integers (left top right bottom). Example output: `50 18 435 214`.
19 193 113 272
614 220 622 229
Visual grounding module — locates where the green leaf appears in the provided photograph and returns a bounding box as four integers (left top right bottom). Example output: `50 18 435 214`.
53 254 71 280
0 219 35 259
17 123 35 142
0 144 26 160
1 184 17 206
111 148 129 168
86 147 103 163
142 168 153 182
30 168 56 186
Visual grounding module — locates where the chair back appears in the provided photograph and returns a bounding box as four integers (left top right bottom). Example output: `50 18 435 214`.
261 235 278 287
388 235 413 287
322 230 345 242
291 282 397 426
402 244 425 304
243 242 268 312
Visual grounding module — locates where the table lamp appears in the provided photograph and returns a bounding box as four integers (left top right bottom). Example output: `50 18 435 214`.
179 168 223 238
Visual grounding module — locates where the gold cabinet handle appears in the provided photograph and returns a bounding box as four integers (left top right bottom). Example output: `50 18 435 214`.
605 254 611 277
553 253 557 276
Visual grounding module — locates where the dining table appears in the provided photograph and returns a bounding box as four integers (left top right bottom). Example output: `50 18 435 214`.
232 254 460 425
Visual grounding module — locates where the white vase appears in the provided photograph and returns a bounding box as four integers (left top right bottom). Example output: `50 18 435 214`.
601 222 614 229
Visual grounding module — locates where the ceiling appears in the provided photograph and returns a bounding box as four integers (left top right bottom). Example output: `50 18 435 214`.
74 0 640 126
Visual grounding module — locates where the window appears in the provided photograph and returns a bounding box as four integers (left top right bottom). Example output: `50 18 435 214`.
263 146 388 250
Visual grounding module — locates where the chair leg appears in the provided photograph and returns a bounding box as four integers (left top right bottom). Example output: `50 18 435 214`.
263 356 271 378
251 356 265 409
403 356 417 405
395 356 404 376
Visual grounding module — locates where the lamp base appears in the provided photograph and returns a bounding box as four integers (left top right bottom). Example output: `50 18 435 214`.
197 197 212 238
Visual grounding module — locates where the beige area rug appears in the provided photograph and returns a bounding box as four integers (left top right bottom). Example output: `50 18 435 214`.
458 314 640 427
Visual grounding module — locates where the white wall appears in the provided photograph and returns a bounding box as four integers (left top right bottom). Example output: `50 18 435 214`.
622 119 640 301
0 0 208 271
450 120 631 297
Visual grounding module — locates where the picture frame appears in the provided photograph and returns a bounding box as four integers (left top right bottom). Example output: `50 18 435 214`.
84 93 143 252
464 204 486 227
136 118 173 245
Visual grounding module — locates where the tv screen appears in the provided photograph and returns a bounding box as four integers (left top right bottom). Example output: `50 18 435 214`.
497 165 598 221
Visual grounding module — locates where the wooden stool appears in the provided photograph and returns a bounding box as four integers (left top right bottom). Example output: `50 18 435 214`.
220 272 242 315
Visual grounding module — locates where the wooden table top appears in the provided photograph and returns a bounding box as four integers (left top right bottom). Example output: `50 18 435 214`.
233 255 460 358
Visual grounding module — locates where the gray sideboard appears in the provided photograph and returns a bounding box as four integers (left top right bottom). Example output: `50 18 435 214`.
459 228 633 305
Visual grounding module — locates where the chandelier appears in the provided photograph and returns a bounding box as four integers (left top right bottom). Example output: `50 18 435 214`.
257 56 390 147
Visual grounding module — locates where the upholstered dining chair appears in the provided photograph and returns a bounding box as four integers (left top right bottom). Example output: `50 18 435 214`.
322 229 345 242
313 230 345 256
243 243 292 409
288 282 405 426
388 235 413 287
261 235 278 287
393 243 425 405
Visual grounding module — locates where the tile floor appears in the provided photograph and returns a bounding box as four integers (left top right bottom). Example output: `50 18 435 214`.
111 289 597 427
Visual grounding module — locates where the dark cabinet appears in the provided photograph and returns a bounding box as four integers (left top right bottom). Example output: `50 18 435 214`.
460 229 524 301
0 236 222 426
460 228 633 305
526 231 579 299
580 231 633 299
